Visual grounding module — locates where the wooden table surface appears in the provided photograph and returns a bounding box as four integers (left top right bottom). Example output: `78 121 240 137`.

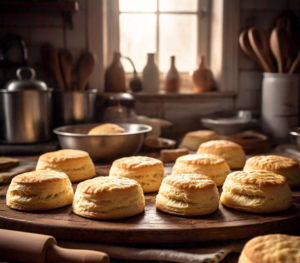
1 155 300 263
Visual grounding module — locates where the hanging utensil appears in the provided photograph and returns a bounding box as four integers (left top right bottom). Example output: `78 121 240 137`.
289 48 300 74
78 52 96 91
1 33 28 67
270 27 289 73
59 50 73 90
40 43 64 90
248 27 276 72
239 29 266 71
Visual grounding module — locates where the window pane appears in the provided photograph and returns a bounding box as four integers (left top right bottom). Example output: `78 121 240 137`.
120 14 156 72
120 0 157 12
159 14 197 72
159 0 197 12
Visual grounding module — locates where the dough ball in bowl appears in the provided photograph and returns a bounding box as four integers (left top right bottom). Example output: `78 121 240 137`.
88 123 126 135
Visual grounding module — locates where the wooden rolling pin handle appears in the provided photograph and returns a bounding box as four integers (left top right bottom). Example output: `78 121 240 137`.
46 244 109 263
0 229 109 263
0 229 56 263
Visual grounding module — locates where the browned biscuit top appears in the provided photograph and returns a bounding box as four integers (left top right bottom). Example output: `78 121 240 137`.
39 149 89 163
176 154 226 165
246 155 299 170
163 174 216 190
76 177 140 194
243 234 300 263
12 170 69 184
226 170 287 186
199 140 242 150
186 130 217 138
112 156 163 170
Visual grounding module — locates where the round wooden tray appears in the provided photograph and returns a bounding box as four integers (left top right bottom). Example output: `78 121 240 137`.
1 166 300 244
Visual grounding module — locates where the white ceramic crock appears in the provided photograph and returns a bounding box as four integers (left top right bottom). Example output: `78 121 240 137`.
262 73 299 139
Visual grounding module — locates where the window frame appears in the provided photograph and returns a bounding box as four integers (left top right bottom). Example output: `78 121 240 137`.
87 0 240 94
106 0 211 74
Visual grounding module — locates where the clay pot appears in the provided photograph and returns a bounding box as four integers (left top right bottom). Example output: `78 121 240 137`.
190 56 215 92
165 56 180 92
104 52 126 92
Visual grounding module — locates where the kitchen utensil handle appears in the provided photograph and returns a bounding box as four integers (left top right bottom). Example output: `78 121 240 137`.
16 67 36 80
289 49 300 74
248 27 275 72
47 244 109 263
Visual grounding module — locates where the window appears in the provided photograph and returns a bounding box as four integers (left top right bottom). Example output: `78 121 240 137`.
107 0 211 89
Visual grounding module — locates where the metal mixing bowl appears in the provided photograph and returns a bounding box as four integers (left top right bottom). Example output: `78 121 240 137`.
290 128 300 151
53 123 152 162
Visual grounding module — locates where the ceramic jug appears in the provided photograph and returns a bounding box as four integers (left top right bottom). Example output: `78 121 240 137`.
142 53 160 92
104 52 126 92
165 56 180 92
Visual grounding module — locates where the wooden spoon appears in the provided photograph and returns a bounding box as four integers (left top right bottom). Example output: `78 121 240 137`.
239 30 262 66
40 43 64 90
270 27 289 73
289 48 300 74
59 50 73 90
78 52 96 91
248 27 276 72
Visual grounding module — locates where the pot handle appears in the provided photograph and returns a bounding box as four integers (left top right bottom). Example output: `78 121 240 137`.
16 67 36 80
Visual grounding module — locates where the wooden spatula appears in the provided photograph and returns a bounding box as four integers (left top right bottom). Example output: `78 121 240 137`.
59 50 73 90
78 52 96 91
270 27 289 73
248 27 276 72
40 43 64 90
239 29 266 70
289 48 300 74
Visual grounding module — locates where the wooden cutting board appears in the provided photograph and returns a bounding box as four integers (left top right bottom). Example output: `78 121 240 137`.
0 165 300 244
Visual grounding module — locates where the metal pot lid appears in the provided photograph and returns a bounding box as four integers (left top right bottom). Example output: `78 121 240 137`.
5 67 48 91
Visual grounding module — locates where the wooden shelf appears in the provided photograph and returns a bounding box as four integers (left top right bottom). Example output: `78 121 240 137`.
0 1 79 13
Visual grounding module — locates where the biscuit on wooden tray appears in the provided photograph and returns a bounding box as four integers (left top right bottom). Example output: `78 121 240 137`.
73 176 145 220
244 155 300 187
238 234 300 263
172 154 231 186
179 130 218 151
197 140 246 169
6 170 73 211
221 170 293 213
36 149 96 183
109 156 166 193
156 173 219 216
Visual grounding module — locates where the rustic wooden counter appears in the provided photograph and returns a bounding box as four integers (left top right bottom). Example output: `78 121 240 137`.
1 154 300 263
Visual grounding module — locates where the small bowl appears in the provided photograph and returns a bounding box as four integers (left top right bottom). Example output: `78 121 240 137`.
290 128 300 151
201 110 255 135
53 123 152 162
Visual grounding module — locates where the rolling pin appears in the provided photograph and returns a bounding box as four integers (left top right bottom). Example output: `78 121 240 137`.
0 229 109 263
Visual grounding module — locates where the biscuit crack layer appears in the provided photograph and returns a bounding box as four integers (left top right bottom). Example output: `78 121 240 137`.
9 189 68 202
